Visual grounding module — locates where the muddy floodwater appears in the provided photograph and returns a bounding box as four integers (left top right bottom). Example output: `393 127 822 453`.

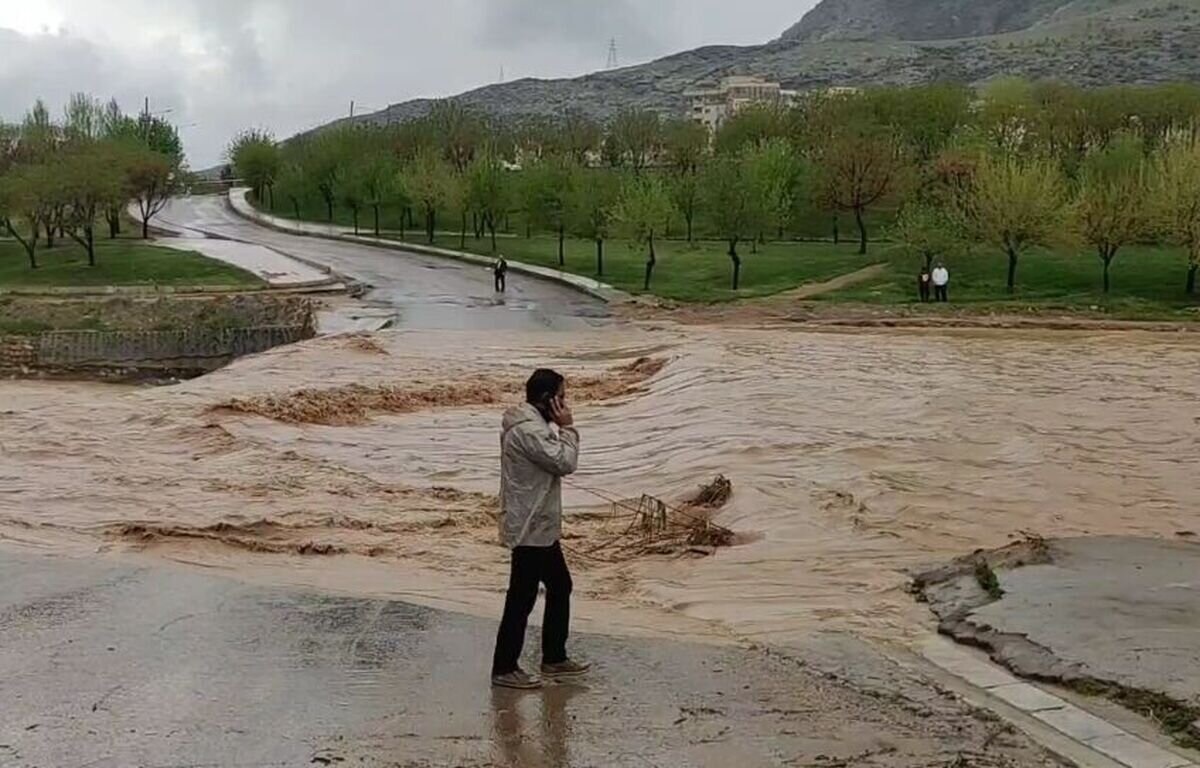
2 323 1197 648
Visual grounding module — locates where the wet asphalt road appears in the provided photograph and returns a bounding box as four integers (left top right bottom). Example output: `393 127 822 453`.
157 196 609 332
0 550 1059 768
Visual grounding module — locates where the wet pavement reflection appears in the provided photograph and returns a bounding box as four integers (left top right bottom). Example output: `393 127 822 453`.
0 549 1060 767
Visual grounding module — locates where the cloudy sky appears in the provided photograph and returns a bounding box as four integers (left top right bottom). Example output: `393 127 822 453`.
0 0 816 167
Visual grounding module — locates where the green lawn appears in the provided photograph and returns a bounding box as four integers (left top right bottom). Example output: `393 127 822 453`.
248 195 1199 317
820 243 1200 320
404 233 879 302
0 238 263 290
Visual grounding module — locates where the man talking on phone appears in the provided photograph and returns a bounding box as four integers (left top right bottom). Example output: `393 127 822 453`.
491 369 591 689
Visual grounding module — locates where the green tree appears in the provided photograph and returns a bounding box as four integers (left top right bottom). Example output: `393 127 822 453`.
1152 137 1200 295
429 101 486 173
714 103 791 155
663 119 708 241
277 160 306 220
607 110 662 173
467 151 509 253
1074 136 1153 294
978 77 1035 153
61 143 126 266
960 154 1073 293
891 203 967 272
568 167 620 276
524 156 574 265
744 138 805 241
614 174 674 290
340 167 367 236
308 131 348 223
815 128 907 254
553 110 602 164
868 84 972 163
63 93 106 144
0 162 52 268
702 156 762 290
404 149 451 244
128 148 179 239
229 129 281 207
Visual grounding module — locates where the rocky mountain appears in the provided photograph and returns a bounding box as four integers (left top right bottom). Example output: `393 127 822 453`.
778 0 1118 42
335 0 1200 131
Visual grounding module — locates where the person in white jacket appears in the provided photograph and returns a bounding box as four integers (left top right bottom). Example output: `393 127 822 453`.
491 369 591 689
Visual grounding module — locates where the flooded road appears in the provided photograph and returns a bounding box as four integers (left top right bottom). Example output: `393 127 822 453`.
3 323 1197 648
157 195 609 331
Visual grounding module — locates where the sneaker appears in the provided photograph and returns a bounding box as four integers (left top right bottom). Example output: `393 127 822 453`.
491 669 543 690
540 659 592 680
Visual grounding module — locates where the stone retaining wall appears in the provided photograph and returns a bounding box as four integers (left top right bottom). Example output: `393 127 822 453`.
1 325 312 379
0 337 37 370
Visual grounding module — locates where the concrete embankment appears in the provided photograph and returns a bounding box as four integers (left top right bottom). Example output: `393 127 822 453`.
914 536 1200 753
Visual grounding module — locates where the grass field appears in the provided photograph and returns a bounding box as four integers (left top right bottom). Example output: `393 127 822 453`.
820 243 1200 319
249 195 1199 317
0 238 263 290
407 233 880 302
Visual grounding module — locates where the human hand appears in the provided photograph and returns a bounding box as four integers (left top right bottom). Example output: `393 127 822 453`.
550 396 574 428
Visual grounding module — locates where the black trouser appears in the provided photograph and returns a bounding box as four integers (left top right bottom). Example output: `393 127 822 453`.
492 542 571 676
919 280 931 303
935 284 948 302
495 273 506 292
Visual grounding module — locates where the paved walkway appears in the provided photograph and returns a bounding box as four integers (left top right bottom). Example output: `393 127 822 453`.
131 201 336 289
226 188 628 305
157 235 335 288
156 196 608 332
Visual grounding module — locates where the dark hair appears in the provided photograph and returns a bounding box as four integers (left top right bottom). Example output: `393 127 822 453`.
526 369 564 407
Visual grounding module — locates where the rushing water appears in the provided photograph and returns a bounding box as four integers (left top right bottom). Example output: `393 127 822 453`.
2 324 1197 646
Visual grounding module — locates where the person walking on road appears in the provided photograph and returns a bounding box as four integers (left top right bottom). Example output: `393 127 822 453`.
491 369 591 690
932 262 950 303
493 256 508 293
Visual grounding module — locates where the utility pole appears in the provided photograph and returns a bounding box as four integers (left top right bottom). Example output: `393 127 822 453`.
350 100 355 119
607 38 619 69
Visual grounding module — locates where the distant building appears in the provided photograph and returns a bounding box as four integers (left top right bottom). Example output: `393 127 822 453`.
685 75 800 133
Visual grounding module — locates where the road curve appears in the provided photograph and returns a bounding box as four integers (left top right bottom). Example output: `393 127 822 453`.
157 195 609 331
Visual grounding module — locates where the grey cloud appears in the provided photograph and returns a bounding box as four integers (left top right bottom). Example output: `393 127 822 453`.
0 1 815 167
479 0 661 61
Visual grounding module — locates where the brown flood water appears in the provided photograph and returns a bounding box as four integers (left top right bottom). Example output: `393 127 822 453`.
1 324 1197 647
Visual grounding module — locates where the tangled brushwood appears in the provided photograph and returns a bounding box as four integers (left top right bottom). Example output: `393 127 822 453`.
567 476 736 563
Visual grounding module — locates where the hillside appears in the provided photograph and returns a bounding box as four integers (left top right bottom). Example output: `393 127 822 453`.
336 0 1200 131
778 0 1124 42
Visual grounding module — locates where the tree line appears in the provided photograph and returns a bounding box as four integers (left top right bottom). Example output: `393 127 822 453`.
0 95 185 269
232 80 1200 296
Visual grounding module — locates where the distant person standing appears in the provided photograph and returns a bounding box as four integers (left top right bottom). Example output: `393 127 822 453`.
494 256 509 293
918 266 932 303
932 263 950 303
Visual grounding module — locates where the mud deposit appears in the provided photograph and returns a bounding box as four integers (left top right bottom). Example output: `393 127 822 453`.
213 357 665 426
1 326 1198 647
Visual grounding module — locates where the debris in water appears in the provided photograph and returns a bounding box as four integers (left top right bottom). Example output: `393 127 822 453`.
343 334 389 355
685 475 732 510
566 476 736 563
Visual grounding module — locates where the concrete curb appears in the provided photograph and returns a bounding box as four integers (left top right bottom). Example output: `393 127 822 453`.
226 189 630 305
918 636 1198 768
